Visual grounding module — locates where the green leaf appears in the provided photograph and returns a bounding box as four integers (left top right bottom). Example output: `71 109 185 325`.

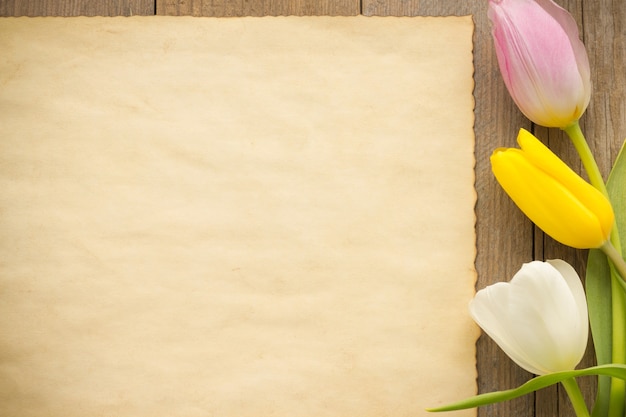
586 248 612 416
606 139 626 257
607 139 626 256
427 364 626 412
586 139 626 417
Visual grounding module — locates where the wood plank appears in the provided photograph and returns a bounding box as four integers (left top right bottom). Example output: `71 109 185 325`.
581 0 626 169
539 0 625 413
0 0 154 16
363 0 473 16
155 0 359 16
4 1 623 417
534 2 592 415
571 2 626 415
363 0 620 416
363 1 537 416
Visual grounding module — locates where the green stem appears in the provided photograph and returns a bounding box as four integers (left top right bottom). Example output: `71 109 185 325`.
602 241 626 284
608 263 626 417
602 240 626 417
563 122 608 194
563 121 625 417
563 121 622 258
562 378 590 417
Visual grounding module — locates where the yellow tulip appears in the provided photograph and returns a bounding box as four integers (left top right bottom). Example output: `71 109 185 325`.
491 128 614 249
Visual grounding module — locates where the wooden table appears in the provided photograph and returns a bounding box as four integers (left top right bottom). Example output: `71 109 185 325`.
2 1 624 416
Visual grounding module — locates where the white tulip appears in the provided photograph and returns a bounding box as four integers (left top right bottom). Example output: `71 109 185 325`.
469 259 588 375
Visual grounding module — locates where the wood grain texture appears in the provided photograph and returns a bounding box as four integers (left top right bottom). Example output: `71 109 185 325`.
0 0 154 16
155 0 359 16
362 1 537 416
1 1 623 416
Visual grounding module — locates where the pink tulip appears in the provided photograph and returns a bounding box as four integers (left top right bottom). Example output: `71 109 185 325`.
488 0 591 128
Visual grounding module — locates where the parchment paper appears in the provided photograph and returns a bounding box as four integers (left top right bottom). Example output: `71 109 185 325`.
0 16 477 417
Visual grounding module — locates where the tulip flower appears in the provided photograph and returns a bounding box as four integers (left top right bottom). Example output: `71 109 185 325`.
488 0 591 128
491 128 614 249
469 259 588 375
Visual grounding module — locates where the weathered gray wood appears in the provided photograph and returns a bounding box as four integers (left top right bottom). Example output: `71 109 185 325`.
0 0 154 16
3 1 623 416
361 1 538 416
156 0 359 16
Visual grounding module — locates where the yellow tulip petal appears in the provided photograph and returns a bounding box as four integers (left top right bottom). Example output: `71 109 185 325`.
515 129 614 240
516 129 573 178
491 148 608 249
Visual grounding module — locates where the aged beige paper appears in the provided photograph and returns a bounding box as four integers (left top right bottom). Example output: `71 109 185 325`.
0 16 477 417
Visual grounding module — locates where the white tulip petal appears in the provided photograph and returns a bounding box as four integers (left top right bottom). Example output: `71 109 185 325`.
470 281 548 375
469 260 588 375
547 258 589 350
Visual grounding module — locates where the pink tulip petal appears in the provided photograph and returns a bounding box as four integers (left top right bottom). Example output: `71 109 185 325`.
488 0 590 127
